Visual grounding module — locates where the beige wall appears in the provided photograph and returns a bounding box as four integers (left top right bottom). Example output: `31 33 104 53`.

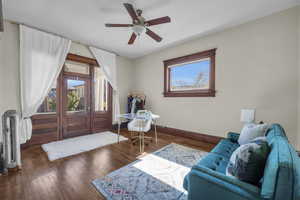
116 56 135 113
69 42 94 58
0 22 20 113
0 21 20 142
133 7 300 149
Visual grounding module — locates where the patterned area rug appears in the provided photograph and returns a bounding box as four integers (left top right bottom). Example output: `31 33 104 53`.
92 143 207 200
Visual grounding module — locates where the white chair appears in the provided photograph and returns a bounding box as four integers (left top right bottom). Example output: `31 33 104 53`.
128 110 154 152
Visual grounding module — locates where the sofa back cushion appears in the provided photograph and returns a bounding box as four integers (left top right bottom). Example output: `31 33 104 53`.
261 136 298 200
265 124 286 141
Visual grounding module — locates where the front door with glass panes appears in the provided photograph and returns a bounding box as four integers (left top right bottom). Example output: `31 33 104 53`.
27 54 112 146
62 73 91 138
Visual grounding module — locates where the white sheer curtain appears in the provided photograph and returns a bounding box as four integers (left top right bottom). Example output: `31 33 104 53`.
20 25 71 144
89 47 120 123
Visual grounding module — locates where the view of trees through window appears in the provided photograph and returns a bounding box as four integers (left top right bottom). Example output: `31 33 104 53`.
37 83 57 113
37 63 109 114
67 79 86 112
170 58 210 91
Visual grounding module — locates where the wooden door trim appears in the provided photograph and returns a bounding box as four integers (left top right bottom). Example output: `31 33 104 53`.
66 53 99 66
90 65 95 131
92 83 113 133
58 72 63 140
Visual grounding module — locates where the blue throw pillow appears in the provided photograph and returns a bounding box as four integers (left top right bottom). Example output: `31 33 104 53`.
226 137 270 185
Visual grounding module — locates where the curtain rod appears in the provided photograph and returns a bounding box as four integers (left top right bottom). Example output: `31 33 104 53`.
6 19 120 56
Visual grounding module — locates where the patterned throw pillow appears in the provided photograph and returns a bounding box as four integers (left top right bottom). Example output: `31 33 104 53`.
226 137 270 185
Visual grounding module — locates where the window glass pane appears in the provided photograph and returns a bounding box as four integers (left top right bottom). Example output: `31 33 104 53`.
169 58 210 91
64 61 89 75
94 67 108 112
67 79 86 112
37 82 57 113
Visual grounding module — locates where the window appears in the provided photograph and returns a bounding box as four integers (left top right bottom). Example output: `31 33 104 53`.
66 79 87 112
163 49 216 97
37 81 57 113
64 60 90 75
94 67 108 112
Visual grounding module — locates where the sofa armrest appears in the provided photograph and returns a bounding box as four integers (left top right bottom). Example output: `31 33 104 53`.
186 165 261 200
227 132 240 143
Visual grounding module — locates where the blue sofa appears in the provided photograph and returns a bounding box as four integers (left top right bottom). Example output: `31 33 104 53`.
183 124 300 200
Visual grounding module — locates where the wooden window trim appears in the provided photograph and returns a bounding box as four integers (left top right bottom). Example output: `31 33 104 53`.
163 48 216 97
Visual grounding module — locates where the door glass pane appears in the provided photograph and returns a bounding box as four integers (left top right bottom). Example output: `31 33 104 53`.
67 79 86 112
37 81 57 113
94 67 108 111
64 61 90 75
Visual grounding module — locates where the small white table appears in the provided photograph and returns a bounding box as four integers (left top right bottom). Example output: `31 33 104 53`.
116 113 160 143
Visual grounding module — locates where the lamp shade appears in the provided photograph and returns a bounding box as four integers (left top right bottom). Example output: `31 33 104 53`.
240 109 255 123
132 25 145 35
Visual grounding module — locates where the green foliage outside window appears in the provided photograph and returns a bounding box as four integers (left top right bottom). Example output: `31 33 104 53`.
67 91 80 111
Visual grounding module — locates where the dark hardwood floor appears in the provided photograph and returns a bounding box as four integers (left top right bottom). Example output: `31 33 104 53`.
0 130 215 200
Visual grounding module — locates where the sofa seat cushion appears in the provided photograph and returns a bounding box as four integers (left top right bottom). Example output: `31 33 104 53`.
211 139 240 159
196 153 229 174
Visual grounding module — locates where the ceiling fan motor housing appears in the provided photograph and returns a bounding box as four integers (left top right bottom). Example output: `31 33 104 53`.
136 9 143 16
135 15 145 25
133 14 146 35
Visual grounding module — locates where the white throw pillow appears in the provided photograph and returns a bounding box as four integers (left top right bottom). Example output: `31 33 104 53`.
238 123 269 145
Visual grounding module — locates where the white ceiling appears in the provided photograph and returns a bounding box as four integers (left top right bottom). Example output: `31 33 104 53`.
4 0 299 58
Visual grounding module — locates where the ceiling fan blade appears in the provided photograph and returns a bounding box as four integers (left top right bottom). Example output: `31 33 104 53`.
128 33 137 45
123 3 139 22
146 28 162 42
146 16 171 26
105 23 133 27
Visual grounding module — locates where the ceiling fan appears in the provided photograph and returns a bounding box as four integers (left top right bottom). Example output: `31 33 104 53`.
105 3 171 45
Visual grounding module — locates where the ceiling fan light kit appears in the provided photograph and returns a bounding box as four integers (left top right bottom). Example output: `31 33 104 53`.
132 25 145 35
105 3 171 45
